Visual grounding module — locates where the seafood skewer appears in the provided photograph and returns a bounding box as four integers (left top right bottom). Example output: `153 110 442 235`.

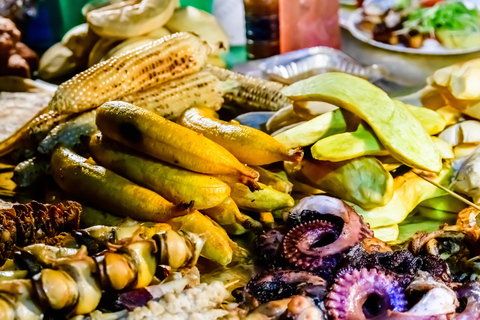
0 221 205 318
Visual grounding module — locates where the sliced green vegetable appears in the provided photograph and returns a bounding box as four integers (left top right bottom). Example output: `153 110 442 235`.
353 165 454 228
312 123 388 161
417 207 458 222
282 72 441 172
273 109 346 148
419 195 468 213
404 102 447 135
396 214 444 244
400 1 480 49
285 157 394 209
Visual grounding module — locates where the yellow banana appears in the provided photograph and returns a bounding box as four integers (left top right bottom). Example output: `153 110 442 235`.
202 197 262 235
169 210 233 266
96 101 260 189
51 146 185 222
177 106 303 165
89 132 231 210
253 166 293 194
230 182 295 213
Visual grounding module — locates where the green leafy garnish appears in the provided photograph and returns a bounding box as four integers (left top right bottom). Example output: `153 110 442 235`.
399 1 480 35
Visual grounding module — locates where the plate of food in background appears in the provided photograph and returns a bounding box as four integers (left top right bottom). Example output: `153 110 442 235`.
346 0 480 54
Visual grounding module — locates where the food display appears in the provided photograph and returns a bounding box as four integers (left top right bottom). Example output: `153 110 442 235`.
2 1 480 318
355 0 480 52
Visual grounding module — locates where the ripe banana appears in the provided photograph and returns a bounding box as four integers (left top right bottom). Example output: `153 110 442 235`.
169 210 233 266
202 197 262 235
96 101 259 188
177 106 303 165
51 146 185 222
230 182 295 213
253 166 293 194
89 132 231 210
87 0 176 38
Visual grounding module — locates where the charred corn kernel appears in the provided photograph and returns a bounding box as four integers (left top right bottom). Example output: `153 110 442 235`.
121 71 224 120
177 106 303 165
202 197 262 235
48 32 210 114
207 65 292 111
96 101 259 188
253 166 293 194
38 110 97 154
230 182 295 213
51 146 185 222
90 132 230 210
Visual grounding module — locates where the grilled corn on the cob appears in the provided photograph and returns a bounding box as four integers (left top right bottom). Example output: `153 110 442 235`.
48 32 211 114
121 71 224 120
207 65 292 111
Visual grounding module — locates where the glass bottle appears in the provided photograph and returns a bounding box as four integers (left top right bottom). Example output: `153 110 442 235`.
279 0 341 54
243 0 280 60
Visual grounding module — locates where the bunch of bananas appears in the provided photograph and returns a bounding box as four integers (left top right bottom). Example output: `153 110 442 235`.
49 99 300 266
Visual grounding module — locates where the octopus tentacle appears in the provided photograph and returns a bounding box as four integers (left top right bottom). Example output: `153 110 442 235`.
285 196 373 263
453 282 480 319
255 228 286 269
245 269 327 305
284 295 327 320
282 220 342 274
326 268 407 320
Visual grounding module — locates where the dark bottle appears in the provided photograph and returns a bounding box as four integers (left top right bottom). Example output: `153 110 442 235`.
243 0 280 60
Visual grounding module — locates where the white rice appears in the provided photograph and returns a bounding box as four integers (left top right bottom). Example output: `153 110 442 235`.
127 281 230 320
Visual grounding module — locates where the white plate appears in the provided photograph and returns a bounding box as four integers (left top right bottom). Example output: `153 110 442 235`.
346 8 480 55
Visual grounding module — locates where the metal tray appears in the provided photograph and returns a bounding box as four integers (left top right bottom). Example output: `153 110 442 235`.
233 46 388 85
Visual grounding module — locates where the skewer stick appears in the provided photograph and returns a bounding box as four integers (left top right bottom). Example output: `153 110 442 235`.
413 171 480 211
